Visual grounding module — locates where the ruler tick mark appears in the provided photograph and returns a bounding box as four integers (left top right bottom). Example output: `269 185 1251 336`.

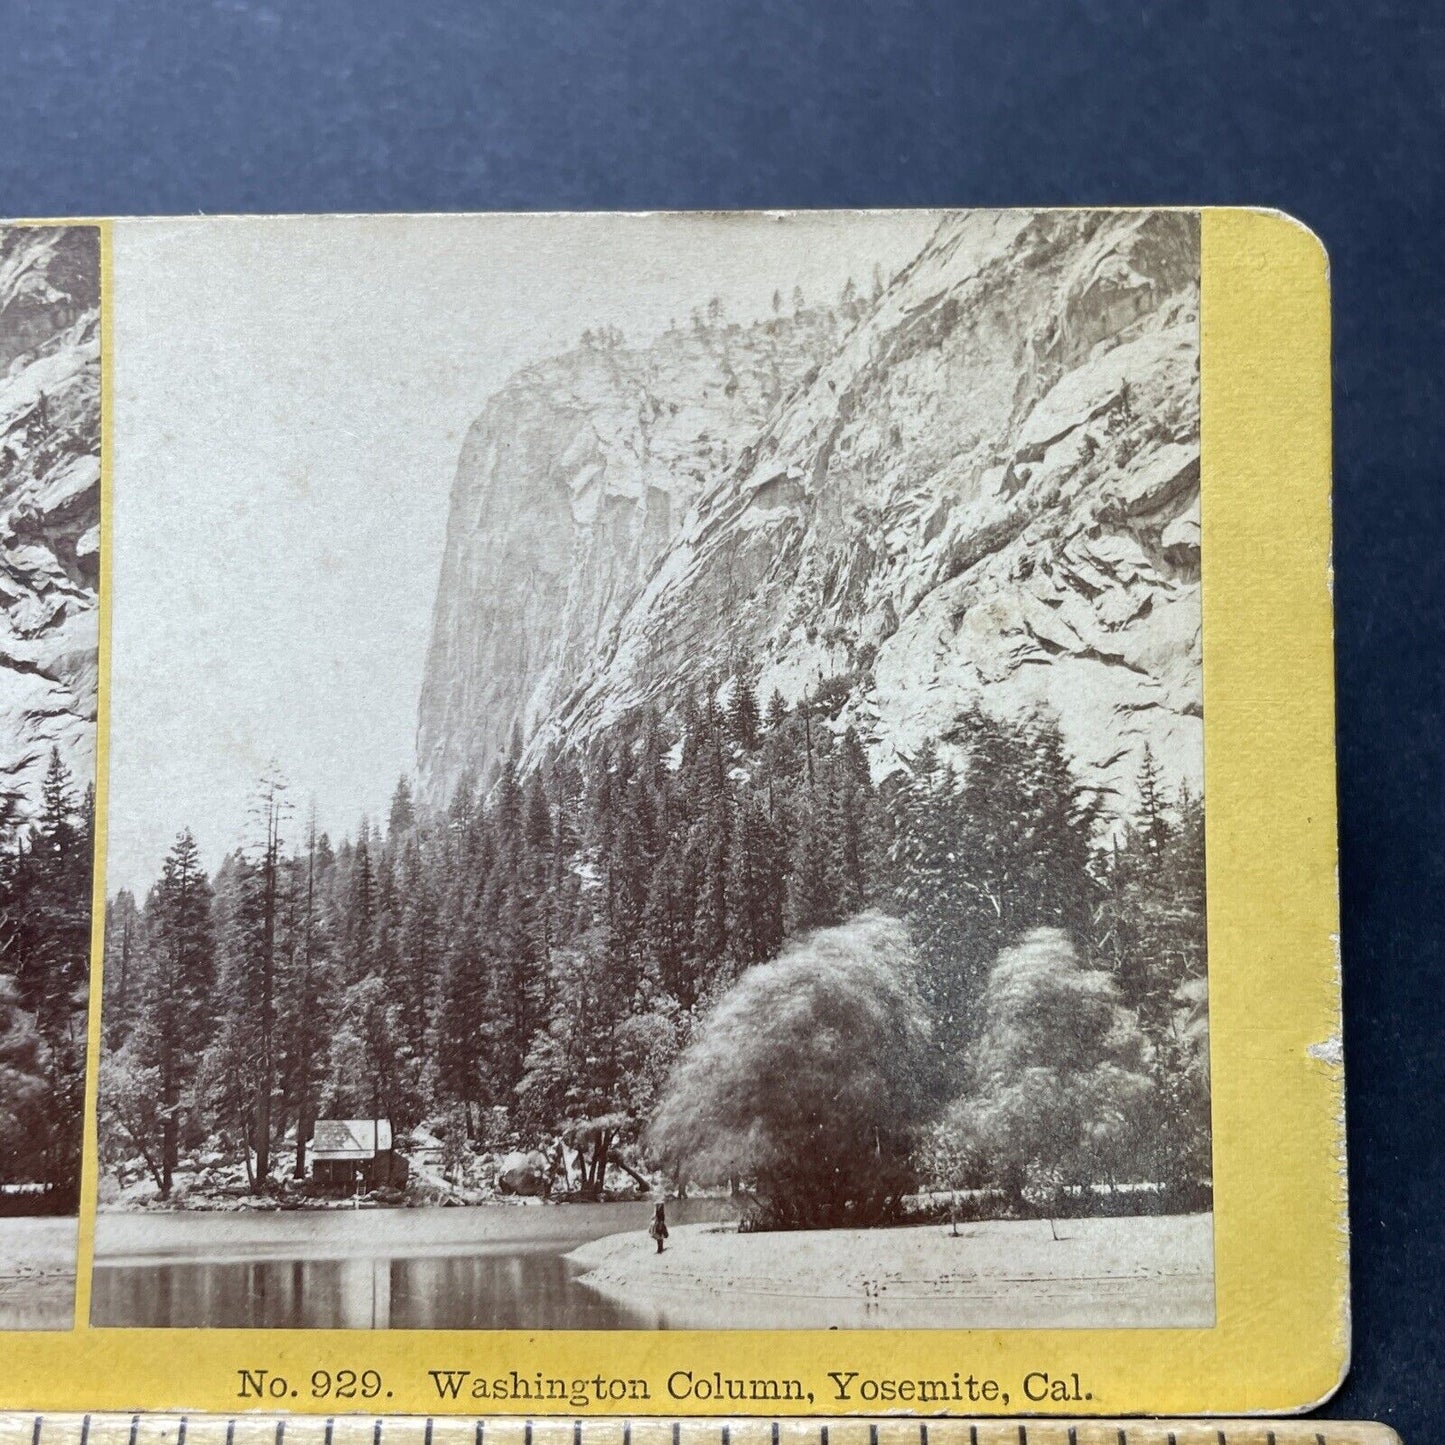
79 1418 90 1445
32 1417 41 1445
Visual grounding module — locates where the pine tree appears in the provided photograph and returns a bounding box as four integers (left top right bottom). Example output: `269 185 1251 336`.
765 689 789 734
343 818 375 980
493 757 523 837
761 689 801 798
523 771 552 858
1017 715 1100 935
7 746 93 1201
0 975 49 1189
396 835 436 1064
891 710 1100 1069
890 744 970 1053
726 667 762 752
1164 783 1206 945
435 930 487 1129
253 775 288 1186
688 799 731 966
134 829 215 1195
726 798 785 967
101 888 141 1046
1097 754 1207 1034
203 774 289 1191
388 776 416 838
835 774 868 916
641 832 699 1006
277 816 331 1180
1136 744 1169 866
199 854 258 1189
37 747 78 866
18 748 89 1009
606 779 652 961
787 796 839 933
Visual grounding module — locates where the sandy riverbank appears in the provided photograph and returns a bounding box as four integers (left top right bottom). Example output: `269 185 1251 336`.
0 1216 77 1329
567 1212 1215 1329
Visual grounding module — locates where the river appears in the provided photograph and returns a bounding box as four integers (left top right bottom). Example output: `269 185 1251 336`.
92 1199 736 1329
0 1216 77 1329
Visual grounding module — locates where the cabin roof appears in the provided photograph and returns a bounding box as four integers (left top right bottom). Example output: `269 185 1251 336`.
312 1118 393 1160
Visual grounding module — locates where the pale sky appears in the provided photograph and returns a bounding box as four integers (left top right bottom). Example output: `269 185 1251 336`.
106 210 940 895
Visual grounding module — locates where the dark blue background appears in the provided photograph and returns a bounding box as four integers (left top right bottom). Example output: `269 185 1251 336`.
2 0 1440 1433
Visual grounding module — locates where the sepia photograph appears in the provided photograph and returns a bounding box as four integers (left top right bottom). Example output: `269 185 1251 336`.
0 223 101 1329
92 209 1212 1331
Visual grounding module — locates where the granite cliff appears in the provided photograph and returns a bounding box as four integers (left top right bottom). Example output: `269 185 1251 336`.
0 226 101 814
417 299 848 798
419 211 1201 821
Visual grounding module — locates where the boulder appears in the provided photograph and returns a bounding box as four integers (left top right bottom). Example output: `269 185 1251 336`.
496 1150 550 1197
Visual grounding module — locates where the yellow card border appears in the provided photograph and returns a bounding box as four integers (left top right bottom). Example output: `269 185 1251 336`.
0 207 1344 1417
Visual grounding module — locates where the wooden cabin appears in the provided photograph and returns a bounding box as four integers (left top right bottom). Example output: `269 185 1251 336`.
309 1119 408 1190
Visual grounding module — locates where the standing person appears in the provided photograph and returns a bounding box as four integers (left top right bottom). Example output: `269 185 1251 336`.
648 1201 669 1254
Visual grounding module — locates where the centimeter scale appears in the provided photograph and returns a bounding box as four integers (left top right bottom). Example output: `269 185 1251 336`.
0 1423 1398 1445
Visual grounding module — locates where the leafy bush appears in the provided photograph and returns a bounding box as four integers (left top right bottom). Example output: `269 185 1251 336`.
647 912 933 1228
941 928 1155 1207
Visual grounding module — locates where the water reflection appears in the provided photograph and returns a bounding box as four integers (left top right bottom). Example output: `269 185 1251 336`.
93 1251 660 1329
92 1199 726 1329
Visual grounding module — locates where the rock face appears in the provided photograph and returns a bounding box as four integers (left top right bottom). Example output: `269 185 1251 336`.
419 211 1201 820
417 304 847 802
0 226 101 814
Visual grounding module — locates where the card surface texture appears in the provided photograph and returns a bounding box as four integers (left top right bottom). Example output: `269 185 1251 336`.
0 208 1342 1415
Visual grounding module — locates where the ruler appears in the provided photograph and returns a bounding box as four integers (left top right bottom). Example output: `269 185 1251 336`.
0 1420 1399 1445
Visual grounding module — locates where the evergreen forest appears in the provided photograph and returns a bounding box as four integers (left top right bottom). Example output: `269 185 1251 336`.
0 747 94 1214
98 669 1210 1226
